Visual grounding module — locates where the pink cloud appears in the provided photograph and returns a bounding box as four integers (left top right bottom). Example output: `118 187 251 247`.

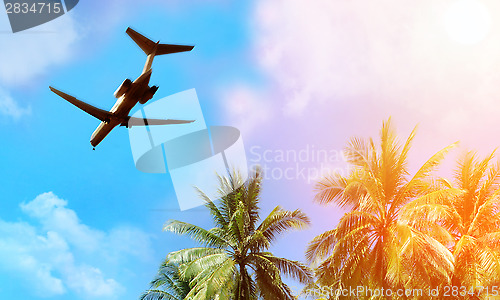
231 0 500 156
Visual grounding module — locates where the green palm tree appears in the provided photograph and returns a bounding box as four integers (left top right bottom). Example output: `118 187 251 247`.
164 168 313 300
306 119 461 298
140 260 190 300
409 151 500 299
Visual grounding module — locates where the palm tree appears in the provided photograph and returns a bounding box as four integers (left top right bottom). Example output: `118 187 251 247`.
409 151 500 298
163 168 313 300
306 118 461 298
140 260 190 300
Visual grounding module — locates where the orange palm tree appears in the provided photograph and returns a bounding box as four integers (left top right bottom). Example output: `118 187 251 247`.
405 151 500 299
306 119 461 298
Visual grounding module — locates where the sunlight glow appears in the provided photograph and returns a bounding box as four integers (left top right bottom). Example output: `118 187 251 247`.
443 0 492 45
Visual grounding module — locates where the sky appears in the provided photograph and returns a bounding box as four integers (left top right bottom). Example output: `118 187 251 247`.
2 0 500 299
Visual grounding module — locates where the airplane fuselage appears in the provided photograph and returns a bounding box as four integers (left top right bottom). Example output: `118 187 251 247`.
90 69 153 147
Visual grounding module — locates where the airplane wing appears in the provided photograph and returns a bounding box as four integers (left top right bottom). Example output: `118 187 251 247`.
49 87 112 122
125 117 195 127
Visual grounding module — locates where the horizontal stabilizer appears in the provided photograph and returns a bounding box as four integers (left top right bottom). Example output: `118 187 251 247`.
126 27 194 55
125 117 194 127
49 87 112 122
156 44 194 55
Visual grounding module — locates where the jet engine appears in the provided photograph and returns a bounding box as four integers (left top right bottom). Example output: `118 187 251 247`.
139 85 159 104
114 79 132 98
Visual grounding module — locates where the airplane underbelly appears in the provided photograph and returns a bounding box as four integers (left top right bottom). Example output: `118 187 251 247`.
110 96 137 116
90 121 119 147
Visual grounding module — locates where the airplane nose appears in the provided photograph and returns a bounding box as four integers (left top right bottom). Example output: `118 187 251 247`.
90 137 98 147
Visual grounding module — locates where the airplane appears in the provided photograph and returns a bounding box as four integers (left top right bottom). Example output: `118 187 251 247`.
49 27 195 150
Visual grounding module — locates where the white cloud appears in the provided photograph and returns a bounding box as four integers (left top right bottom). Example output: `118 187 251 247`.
236 0 500 151
0 88 31 119
106 226 155 262
221 85 271 136
0 192 153 299
252 0 500 114
0 11 78 86
64 265 122 298
0 221 66 297
21 192 105 253
0 9 78 120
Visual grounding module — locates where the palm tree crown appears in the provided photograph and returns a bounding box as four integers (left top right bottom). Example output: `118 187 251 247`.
415 151 500 295
163 168 313 300
307 118 460 296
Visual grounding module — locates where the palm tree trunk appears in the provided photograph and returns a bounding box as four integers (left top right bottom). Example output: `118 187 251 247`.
238 263 250 300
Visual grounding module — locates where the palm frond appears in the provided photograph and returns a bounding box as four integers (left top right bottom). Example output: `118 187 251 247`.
392 142 458 211
167 247 225 265
313 173 349 206
163 220 228 248
257 206 310 245
258 253 313 284
141 260 190 300
305 228 336 264
182 253 229 279
140 289 182 300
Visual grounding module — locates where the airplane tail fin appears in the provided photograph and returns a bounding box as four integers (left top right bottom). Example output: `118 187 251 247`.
126 27 194 56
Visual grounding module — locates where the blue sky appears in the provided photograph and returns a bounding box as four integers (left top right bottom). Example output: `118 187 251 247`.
3 0 500 299
1 0 342 299
0 1 275 299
